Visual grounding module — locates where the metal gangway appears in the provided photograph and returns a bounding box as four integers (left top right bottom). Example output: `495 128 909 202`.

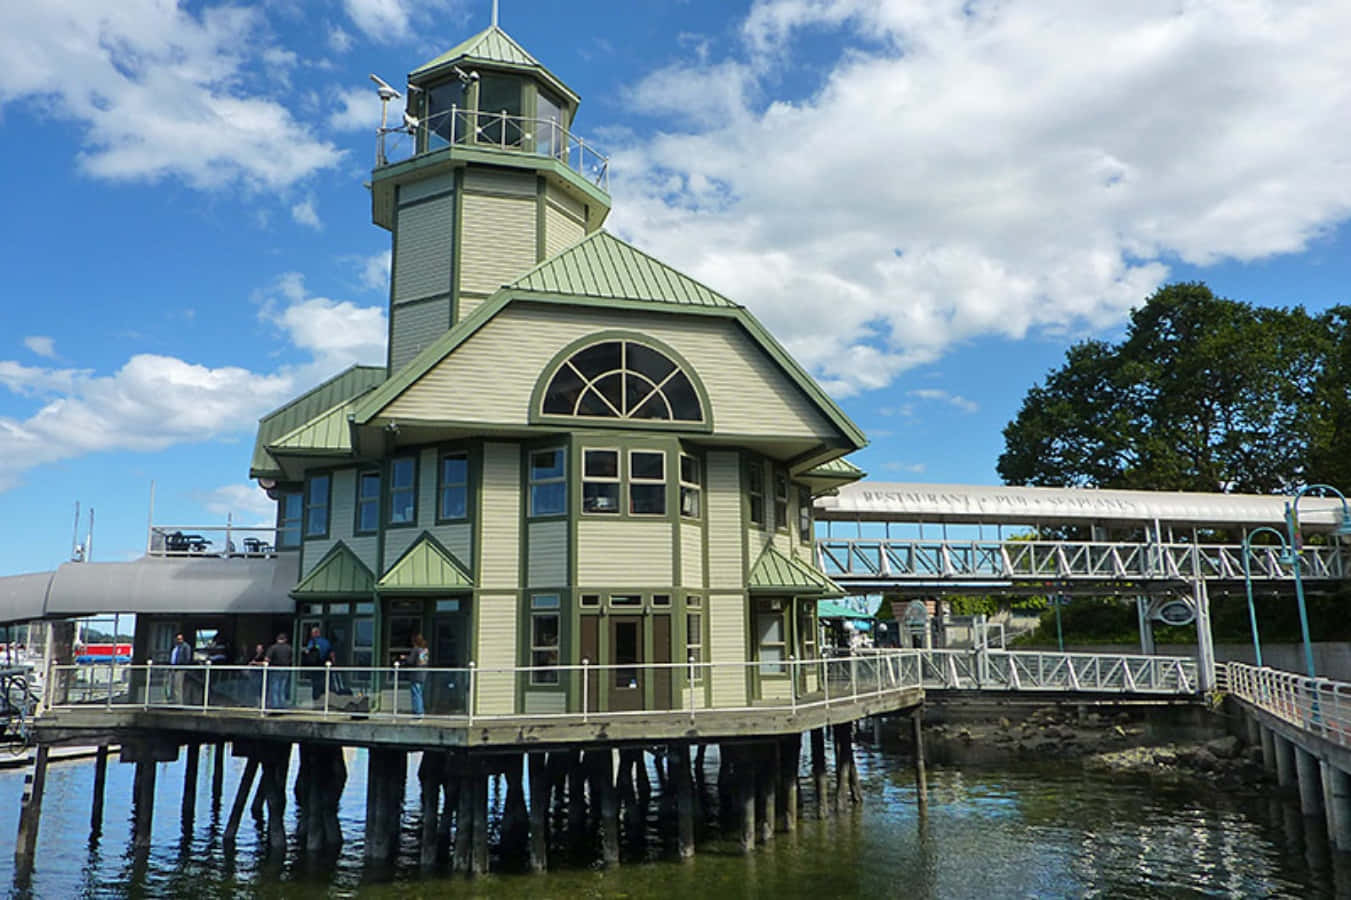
885 648 1197 695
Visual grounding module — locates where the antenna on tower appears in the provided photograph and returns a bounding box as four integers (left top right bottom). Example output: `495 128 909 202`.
492 0 499 27
71 501 83 562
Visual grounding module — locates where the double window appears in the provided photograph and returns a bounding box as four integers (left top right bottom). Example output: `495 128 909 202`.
530 448 567 517
389 457 416 526
580 449 668 516
304 474 330 538
798 486 813 543
277 492 302 549
774 469 789 532
756 605 787 676
530 594 561 685
356 471 380 534
439 452 469 520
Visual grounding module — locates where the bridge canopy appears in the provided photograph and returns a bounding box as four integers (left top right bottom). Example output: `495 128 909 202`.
816 482 1349 531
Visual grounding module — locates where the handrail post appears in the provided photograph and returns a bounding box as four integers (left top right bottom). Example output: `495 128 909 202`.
393 661 401 717
106 660 115 710
789 654 797 712
450 102 457 146
145 659 154 709
688 655 696 722
467 661 477 725
203 660 212 711
823 656 831 706
260 661 269 713
582 658 589 722
324 662 332 717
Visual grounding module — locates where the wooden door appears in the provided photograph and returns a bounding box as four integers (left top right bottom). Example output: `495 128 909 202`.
608 616 644 712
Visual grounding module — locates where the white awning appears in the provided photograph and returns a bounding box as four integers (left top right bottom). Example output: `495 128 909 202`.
815 482 1349 529
0 555 300 625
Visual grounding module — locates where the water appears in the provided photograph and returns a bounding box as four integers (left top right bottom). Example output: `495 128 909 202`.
0 738 1344 898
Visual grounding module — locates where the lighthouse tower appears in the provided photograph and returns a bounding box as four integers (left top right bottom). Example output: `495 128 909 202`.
371 23 612 372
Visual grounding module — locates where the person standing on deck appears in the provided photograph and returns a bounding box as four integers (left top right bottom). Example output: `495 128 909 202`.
404 634 429 716
305 626 332 701
265 633 293 710
169 633 191 702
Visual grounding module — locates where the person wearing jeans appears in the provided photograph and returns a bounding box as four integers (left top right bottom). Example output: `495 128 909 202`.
406 634 429 716
265 633 293 710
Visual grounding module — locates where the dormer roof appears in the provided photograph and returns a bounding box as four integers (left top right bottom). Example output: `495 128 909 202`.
410 24 579 104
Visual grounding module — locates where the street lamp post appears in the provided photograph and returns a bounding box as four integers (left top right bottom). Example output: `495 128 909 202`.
1240 527 1292 669
1284 484 1351 680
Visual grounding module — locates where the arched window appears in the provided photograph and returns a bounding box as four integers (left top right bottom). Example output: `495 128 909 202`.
541 339 704 422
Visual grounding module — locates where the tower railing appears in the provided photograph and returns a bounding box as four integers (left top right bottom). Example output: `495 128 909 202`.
377 106 609 190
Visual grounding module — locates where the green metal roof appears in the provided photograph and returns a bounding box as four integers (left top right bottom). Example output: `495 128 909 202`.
291 543 375 597
817 599 874 620
377 534 474 592
251 365 387 478
269 399 359 453
807 458 865 478
748 546 844 597
413 25 541 73
510 231 739 309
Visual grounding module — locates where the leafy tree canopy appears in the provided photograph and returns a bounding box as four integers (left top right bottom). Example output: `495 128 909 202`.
999 282 1348 494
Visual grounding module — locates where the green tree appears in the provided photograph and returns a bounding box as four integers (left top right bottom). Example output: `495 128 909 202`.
998 283 1326 493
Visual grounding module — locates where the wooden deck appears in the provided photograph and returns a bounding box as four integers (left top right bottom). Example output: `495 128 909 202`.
35 687 924 752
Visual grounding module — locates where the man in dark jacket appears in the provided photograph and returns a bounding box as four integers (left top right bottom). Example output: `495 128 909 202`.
265 633 293 710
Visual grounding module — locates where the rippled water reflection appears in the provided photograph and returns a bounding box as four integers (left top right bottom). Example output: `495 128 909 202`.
0 737 1345 898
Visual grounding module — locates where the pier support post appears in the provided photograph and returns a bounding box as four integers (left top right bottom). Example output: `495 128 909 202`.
566 750 588 845
261 749 288 852
528 751 549 872
212 742 226 809
182 743 200 827
672 744 695 859
1275 733 1296 790
757 742 777 842
365 748 406 862
15 745 49 865
471 760 489 875
133 758 157 848
833 723 860 810
810 728 828 818
781 733 799 832
737 748 755 854
1296 746 1324 818
90 745 109 835
592 749 619 866
1244 715 1261 748
224 757 259 844
1259 726 1276 774
912 707 928 808
1324 764 1351 850
452 759 474 874
418 751 445 869
503 754 530 864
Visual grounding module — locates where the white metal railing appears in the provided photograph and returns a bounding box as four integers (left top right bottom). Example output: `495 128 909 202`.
40 652 919 724
892 649 1197 695
377 106 609 189
817 538 1346 584
146 522 286 558
1224 662 1351 749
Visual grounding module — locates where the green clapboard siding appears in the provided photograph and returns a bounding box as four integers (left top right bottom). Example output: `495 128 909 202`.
377 534 474 591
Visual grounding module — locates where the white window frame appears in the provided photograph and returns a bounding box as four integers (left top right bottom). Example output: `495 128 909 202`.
679 453 702 519
629 449 666 516
581 447 621 515
529 447 567 517
530 594 561 686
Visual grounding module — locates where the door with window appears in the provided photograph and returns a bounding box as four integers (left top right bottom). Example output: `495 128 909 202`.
431 598 468 714
609 616 644 712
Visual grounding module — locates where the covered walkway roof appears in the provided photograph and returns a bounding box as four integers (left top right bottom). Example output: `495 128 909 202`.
0 555 299 626
816 482 1350 530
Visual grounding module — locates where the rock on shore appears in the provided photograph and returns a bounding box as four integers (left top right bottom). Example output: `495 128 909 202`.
1085 735 1268 789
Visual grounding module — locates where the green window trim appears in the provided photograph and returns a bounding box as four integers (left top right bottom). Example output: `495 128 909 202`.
530 593 561 686
685 599 704 684
755 603 788 677
628 449 666 516
679 453 702 520
355 470 381 535
304 474 331 539
747 459 766 529
276 491 302 549
529 446 567 518
798 485 813 544
773 468 790 534
581 447 621 515
388 456 418 528
437 451 470 522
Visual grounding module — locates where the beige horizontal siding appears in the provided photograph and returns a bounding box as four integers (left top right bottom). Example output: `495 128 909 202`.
464 169 536 197
428 522 473 570
400 173 454 204
479 442 520 590
460 194 537 295
681 522 704 589
524 691 566 714
457 292 488 324
706 452 743 590
576 518 673 585
544 182 585 221
708 593 747 707
381 304 837 439
760 679 792 702
475 593 518 715
527 520 568 587
394 195 454 303
544 203 585 258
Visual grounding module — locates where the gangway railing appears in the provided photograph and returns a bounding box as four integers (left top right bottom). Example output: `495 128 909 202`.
880 649 1197 695
1224 662 1351 749
817 538 1345 584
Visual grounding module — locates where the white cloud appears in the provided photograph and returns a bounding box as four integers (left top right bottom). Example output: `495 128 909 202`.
882 461 927 474
22 336 56 359
0 275 386 493
203 483 276 527
0 0 343 190
343 0 463 44
291 195 322 229
329 26 355 54
908 388 978 413
328 85 385 133
358 250 392 292
610 0 1351 396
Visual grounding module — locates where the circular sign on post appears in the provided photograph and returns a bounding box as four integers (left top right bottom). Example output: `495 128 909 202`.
903 600 929 627
1153 599 1196 627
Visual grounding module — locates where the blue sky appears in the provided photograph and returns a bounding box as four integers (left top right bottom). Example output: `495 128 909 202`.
1 0 1350 575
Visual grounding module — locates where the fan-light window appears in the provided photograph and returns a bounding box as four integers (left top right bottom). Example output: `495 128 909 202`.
542 340 703 422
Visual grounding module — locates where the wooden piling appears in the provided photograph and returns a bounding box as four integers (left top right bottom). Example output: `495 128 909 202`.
211 742 226 809
321 746 346 847
471 761 489 875
528 751 549 872
365 748 405 862
912 708 928 808
810 728 828 818
14 745 49 865
418 751 444 868
182 743 200 826
504 754 530 864
672 744 695 859
594 749 620 866
452 764 474 873
567 749 588 844
90 745 109 835
438 755 458 863
758 742 777 843
262 754 287 852
223 757 259 844
781 733 799 832
737 748 755 854
133 758 157 848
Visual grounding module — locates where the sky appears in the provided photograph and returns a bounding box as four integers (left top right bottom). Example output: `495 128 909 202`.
1 0 1350 576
